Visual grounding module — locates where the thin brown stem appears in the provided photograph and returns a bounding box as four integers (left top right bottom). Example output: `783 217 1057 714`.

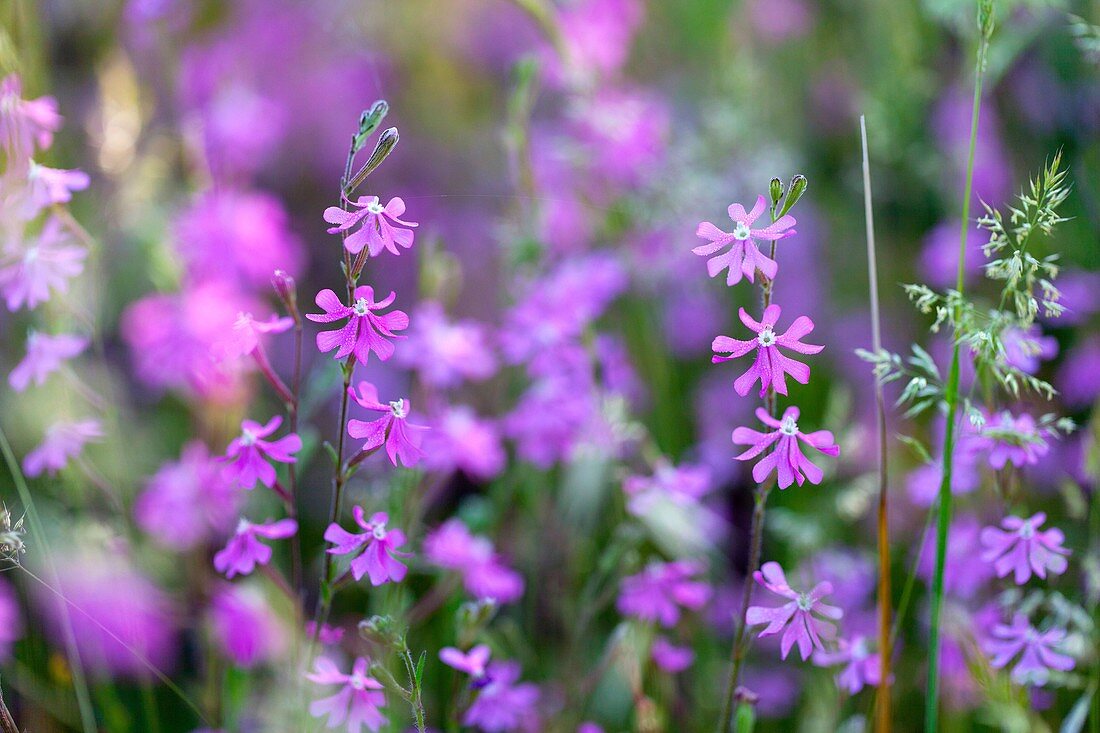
0 677 20 733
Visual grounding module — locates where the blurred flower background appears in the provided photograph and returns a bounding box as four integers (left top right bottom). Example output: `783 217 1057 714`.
0 0 1098 731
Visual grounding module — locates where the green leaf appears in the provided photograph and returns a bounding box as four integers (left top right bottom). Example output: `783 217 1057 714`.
414 651 426 688
1059 685 1094 733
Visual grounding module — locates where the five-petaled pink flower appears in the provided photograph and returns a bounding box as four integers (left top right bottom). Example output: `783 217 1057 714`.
8 331 87 391
347 381 425 467
213 517 298 579
440 644 492 682
812 635 883 694
0 217 86 311
220 312 293 360
307 286 409 364
985 614 1074 686
323 196 418 257
16 162 89 218
616 560 711 628
694 195 796 285
733 406 839 489
713 304 823 398
0 74 61 156
222 416 301 489
980 512 1070 585
745 561 842 661
324 507 410 586
306 656 387 733
23 419 103 478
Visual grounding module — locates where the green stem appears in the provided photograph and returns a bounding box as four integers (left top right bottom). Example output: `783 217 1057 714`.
925 19 989 732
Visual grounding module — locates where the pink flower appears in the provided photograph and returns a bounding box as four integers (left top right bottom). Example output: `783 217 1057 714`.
134 441 238 550
8 331 87 391
222 416 301 489
16 161 89 218
323 195 418 256
324 508 409 586
214 518 298 579
440 644 491 680
745 561 842 660
0 217 86 311
985 614 1074 686
0 75 61 156
346 381 425 467
23 419 102 477
733 407 839 489
208 584 286 668
462 661 540 732
0 579 23 662
306 622 346 646
978 411 1050 469
421 406 505 480
651 636 694 673
219 312 293 360
980 513 1070 585
712 304 823 397
813 635 882 694
306 657 387 733
694 196 796 285
307 286 409 364
423 519 525 603
616 560 711 627
397 302 497 387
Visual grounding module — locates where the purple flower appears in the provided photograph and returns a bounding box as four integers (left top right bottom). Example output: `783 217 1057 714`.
306 622 346 646
16 161 89 218
0 217 86 311
571 88 669 187
0 74 61 156
323 196 418 257
422 406 506 480
733 406 839 489
397 302 497 388
0 579 23 662
346 381 426 468
713 305 823 397
214 518 298 579
8 331 87 391
1001 325 1057 375
980 513 1070 585
812 635 882 694
423 519 524 603
440 644 491 680
985 614 1074 686
616 560 711 627
134 441 238 550
1058 337 1100 409
23 419 102 478
917 515 995 599
694 196 796 286
306 657 387 733
745 561 842 660
222 416 301 489
219 312 293 360
651 636 694 673
552 0 643 84
324 508 409 586
624 462 713 508
462 661 540 732
307 286 409 364
209 583 287 668
978 411 1050 469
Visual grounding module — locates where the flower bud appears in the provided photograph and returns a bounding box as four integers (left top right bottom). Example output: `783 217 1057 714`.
353 100 389 153
768 177 783 210
456 598 498 646
359 614 406 650
777 174 808 218
271 269 299 321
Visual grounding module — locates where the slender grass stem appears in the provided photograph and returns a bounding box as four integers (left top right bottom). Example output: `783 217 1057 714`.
860 115 892 733
925 15 990 731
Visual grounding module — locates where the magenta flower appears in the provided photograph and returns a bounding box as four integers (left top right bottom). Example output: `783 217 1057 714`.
440 644 492 680
17 162 89 218
220 312 293 360
616 560 711 628
208 583 286 668
0 74 61 156
8 331 87 391
0 217 86 311
985 614 1074 686
306 622 346 646
421 406 506 480
651 636 695 673
323 195 418 256
713 305 823 397
214 518 298 579
979 411 1050 469
745 561 842 660
397 301 497 388
694 196 796 285
733 407 839 489
980 513 1070 585
222 416 301 489
0 580 23 662
307 286 409 364
346 381 425 467
462 661 540 733
423 519 525 603
812 635 882 694
306 657 387 733
324 508 410 586
23 419 102 478
134 441 238 551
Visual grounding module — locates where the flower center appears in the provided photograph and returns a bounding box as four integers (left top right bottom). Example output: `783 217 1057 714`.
757 328 776 347
353 297 370 316
371 522 388 541
796 592 813 612
240 429 257 447
349 673 367 691
389 400 407 419
236 518 252 534
780 416 799 436
23 248 39 264
366 201 385 215
732 221 751 241
1019 520 1035 540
